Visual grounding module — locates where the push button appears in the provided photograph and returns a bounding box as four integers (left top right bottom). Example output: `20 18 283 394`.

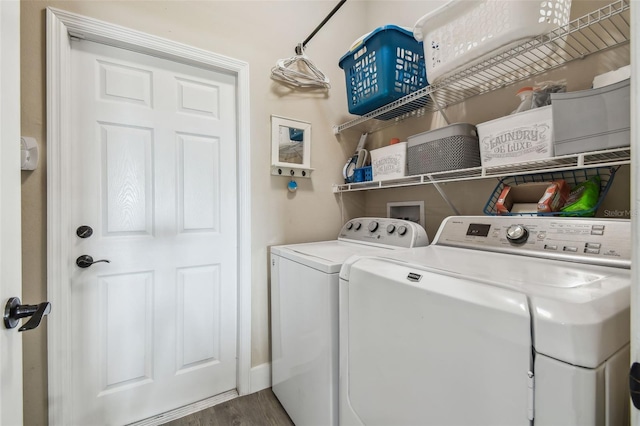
591 230 604 236
563 246 577 252
585 243 601 249
584 248 600 254
544 244 557 251
592 225 605 231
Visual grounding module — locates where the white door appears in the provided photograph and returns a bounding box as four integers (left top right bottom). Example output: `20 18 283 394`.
66 39 238 425
0 1 23 425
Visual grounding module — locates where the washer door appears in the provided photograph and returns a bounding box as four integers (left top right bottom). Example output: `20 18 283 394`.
345 257 532 426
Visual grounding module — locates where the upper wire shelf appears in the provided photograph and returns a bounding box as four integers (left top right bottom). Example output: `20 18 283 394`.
332 147 631 193
333 0 631 134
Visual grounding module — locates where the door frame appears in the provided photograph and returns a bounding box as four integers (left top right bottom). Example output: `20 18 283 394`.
46 8 252 425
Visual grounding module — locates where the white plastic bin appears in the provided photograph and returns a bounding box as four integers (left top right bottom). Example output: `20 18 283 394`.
551 79 630 155
477 106 554 168
370 142 408 181
413 0 572 82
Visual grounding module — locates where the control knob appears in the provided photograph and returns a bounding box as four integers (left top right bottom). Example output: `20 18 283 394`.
353 222 362 231
346 222 353 230
368 221 379 232
397 225 408 236
387 224 396 234
506 224 529 245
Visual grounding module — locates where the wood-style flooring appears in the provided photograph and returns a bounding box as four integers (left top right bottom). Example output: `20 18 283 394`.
164 389 295 426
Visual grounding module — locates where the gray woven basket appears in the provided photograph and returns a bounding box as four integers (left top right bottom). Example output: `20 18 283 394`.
407 123 480 175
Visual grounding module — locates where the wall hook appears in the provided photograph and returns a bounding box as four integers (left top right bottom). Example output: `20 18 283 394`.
288 175 298 193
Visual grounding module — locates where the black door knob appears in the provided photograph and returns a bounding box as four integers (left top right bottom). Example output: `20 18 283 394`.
76 255 111 268
4 297 51 332
630 362 640 409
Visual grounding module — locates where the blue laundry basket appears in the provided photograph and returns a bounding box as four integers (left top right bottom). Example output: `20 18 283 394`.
339 25 428 119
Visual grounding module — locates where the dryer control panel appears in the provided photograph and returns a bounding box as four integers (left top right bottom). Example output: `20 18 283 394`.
433 216 630 268
338 217 429 248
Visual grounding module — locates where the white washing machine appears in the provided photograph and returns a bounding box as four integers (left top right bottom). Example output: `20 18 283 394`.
339 216 631 426
271 217 429 426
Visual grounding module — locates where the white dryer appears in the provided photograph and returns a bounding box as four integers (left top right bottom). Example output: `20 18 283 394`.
339 216 630 426
271 217 428 426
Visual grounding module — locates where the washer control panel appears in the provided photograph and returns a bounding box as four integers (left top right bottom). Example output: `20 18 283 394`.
434 216 631 268
338 217 429 248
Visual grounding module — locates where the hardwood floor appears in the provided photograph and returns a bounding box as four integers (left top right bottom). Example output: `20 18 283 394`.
164 389 295 426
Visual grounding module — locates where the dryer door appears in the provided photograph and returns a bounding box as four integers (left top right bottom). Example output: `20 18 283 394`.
344 257 532 426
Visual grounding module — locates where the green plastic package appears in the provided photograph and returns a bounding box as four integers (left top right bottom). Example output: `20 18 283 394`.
560 175 601 217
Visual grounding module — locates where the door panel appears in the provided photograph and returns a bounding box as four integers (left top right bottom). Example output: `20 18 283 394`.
102 123 153 235
99 271 153 394
177 265 221 369
68 39 237 425
99 60 152 106
179 134 220 231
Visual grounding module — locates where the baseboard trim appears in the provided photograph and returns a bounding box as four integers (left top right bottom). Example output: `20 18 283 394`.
250 362 272 393
129 389 239 426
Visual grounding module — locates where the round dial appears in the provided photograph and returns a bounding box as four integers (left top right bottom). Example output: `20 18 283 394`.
346 222 353 230
368 221 379 232
506 224 529 244
354 222 362 231
386 224 396 234
397 225 408 236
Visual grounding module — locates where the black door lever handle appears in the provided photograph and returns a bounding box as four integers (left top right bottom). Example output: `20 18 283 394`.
3 297 52 332
76 255 111 268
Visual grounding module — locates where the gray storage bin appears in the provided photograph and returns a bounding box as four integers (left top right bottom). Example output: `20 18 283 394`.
551 78 630 155
407 123 480 175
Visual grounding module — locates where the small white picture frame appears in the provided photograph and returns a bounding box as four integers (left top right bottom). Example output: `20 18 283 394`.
271 115 313 178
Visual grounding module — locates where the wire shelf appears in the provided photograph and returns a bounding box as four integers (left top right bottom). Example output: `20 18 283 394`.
332 147 630 193
333 0 630 135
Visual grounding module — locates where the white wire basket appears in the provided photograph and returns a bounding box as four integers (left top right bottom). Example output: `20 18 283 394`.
414 0 572 82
